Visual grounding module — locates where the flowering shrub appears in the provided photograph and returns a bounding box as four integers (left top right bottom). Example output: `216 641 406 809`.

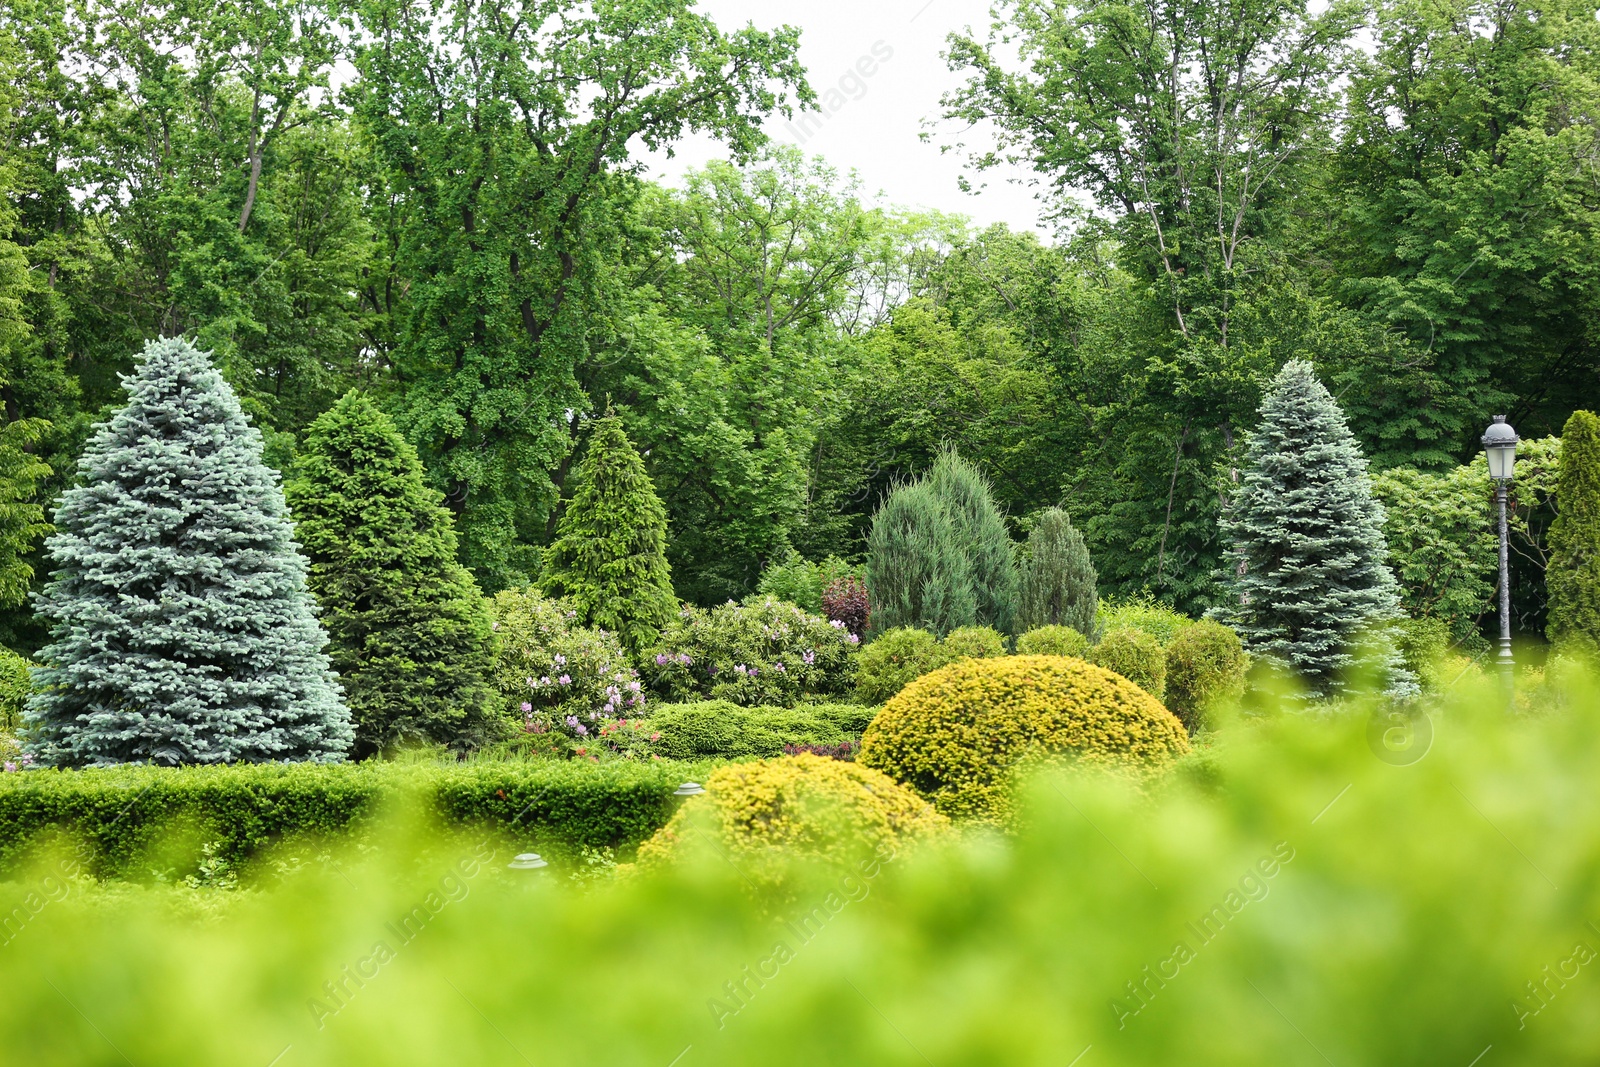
643 596 858 707
822 575 870 636
488 587 644 743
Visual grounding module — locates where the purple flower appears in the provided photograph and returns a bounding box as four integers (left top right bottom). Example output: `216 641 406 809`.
521 702 533 713
677 653 692 666
554 653 567 666
628 680 641 693
830 619 846 629
566 716 580 728
558 674 572 685
773 662 786 673
605 685 620 698
655 653 669 666
846 633 860 645
734 664 748 675
575 724 588 736
539 676 552 687
802 650 816 666
2 762 14 773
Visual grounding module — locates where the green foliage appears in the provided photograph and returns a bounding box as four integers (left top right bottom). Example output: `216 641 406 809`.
635 701 873 760
852 627 954 706
0 758 714 879
543 413 677 654
1018 507 1097 635
1090 627 1169 701
288 392 497 755
866 479 977 636
645 597 858 708
1163 620 1249 730
1548 410 1600 656
486 587 640 741
26 338 350 766
1372 464 1497 647
1096 594 1193 646
929 446 1020 634
755 551 860 615
860 654 1189 822
1217 361 1410 695
0 644 29 732
0 415 50 608
1016 625 1091 658
942 625 1007 660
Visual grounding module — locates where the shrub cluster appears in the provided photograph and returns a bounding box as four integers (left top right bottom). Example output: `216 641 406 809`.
1089 626 1169 700
1016 625 1090 658
0 760 711 879
636 701 874 760
1163 620 1249 729
488 587 642 743
942 625 1007 660
757 551 860 615
0 646 30 734
853 628 954 705
644 597 858 707
1096 595 1193 646
859 655 1189 822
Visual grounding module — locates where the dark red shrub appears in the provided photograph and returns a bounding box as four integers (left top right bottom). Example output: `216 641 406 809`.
784 741 856 761
822 576 870 637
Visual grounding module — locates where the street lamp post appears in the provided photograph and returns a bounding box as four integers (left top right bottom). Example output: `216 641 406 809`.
1482 415 1519 701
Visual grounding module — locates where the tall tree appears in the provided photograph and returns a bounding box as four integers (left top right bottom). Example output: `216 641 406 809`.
349 0 810 589
1216 361 1407 694
929 445 1020 635
1546 410 1600 655
26 338 350 766
866 479 977 636
542 411 677 654
1018 507 1097 636
288 391 498 755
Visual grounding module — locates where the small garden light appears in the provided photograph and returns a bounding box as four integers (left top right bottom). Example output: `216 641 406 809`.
508 853 548 870
1482 415 1519 698
673 781 705 796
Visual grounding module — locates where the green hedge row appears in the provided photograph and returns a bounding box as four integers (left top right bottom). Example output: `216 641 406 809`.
0 758 722 880
639 701 875 760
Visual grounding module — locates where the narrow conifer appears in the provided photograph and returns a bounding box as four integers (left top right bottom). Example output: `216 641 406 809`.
542 411 677 652
929 446 1020 635
26 338 350 766
288 392 499 754
866 479 977 636
1547 410 1600 655
1018 507 1098 636
1216 360 1409 695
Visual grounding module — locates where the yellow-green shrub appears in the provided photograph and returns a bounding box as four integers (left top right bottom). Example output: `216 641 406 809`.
1016 625 1090 657
858 655 1189 822
636 754 948 871
942 625 1006 660
0 646 31 733
1164 620 1249 729
1096 594 1192 645
853 627 954 704
1090 626 1167 700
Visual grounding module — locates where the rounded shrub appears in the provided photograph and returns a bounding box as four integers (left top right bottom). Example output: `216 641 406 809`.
1163 620 1249 729
858 656 1189 823
1016 625 1090 658
942 625 1006 661
1096 595 1193 646
644 596 858 708
1090 627 1168 700
636 754 949 871
853 627 954 705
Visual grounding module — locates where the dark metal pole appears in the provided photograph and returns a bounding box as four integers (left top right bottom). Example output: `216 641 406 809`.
1496 482 1514 703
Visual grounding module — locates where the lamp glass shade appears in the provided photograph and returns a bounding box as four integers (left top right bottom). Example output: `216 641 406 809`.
1482 416 1518 480
1487 443 1514 479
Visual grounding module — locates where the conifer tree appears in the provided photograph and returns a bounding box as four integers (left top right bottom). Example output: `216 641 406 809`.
929 446 1020 634
25 338 350 766
288 392 499 754
542 411 676 652
1216 360 1408 695
867 479 978 636
1547 410 1600 655
0 413 51 608
1018 507 1098 636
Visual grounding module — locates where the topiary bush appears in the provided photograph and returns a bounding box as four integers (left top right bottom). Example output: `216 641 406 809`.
942 625 1006 660
487 587 642 742
1163 620 1249 730
853 627 954 705
1096 594 1193 646
635 754 949 874
644 597 858 708
858 655 1189 823
1090 626 1168 700
633 701 869 760
1016 625 1091 658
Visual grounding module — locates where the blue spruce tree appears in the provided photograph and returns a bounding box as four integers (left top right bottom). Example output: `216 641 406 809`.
1217 360 1411 696
25 338 351 766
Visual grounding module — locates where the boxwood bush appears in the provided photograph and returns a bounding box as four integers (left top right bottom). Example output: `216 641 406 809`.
1016 625 1090 658
0 760 717 879
853 627 954 705
1090 626 1169 700
1164 620 1250 729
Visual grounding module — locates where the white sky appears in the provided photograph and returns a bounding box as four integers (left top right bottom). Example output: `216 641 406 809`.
641 0 1053 233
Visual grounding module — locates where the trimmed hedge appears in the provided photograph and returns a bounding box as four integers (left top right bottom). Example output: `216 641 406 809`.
853 627 954 705
942 625 1007 660
859 655 1189 823
639 702 875 760
1016 625 1090 658
1164 620 1250 729
0 759 720 879
1090 626 1168 700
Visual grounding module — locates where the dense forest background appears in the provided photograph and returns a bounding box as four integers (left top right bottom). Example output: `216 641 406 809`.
2 0 1597 651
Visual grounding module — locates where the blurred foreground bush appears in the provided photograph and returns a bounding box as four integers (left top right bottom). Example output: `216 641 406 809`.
5 671 1600 1066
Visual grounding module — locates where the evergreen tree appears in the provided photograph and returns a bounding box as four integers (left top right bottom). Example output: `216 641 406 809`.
1216 361 1408 695
1019 507 1098 636
288 392 499 755
867 479 978 636
929 445 1020 634
542 411 676 653
25 338 350 766
0 413 51 608
1547 410 1600 655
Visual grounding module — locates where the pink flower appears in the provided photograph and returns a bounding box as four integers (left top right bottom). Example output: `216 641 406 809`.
846 633 860 645
558 674 572 685
521 702 533 713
